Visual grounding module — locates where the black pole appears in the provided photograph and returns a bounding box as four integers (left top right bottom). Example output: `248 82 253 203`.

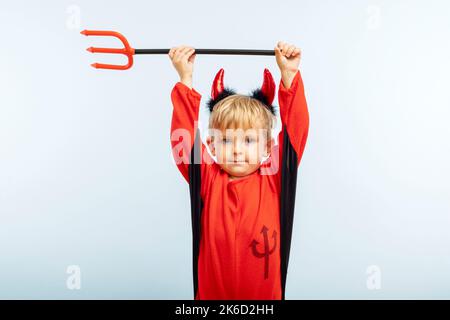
134 48 275 56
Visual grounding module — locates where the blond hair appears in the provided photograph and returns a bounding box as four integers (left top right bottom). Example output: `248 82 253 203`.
208 94 275 141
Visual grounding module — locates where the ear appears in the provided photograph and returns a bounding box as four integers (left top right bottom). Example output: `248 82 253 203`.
206 136 216 157
265 137 275 157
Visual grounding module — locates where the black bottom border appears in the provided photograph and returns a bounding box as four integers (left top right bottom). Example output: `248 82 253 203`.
1 300 448 319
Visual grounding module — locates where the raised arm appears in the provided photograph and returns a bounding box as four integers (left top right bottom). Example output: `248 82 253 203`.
277 69 309 167
171 82 213 183
275 41 309 167
169 46 214 183
262 42 309 190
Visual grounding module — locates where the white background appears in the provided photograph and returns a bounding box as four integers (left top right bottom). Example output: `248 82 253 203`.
0 0 449 298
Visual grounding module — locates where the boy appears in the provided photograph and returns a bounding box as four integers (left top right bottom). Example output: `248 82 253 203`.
168 42 309 300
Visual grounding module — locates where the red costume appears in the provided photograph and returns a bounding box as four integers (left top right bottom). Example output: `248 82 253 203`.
170 69 309 300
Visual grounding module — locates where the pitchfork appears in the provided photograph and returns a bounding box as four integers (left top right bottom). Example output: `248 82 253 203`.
81 30 275 70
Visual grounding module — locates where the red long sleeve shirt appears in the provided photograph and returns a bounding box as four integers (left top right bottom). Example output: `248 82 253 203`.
170 70 309 300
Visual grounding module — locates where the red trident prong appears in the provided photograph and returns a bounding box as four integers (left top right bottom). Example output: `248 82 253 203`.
81 30 135 70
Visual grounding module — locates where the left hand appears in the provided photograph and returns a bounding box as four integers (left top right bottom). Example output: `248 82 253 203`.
274 41 301 73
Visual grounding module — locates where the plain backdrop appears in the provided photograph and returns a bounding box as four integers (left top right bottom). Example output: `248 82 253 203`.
0 0 449 299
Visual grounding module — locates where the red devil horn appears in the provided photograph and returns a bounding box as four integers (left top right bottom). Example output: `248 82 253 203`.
261 68 276 105
211 68 225 100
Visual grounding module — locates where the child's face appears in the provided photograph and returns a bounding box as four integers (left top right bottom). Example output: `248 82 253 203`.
207 126 273 179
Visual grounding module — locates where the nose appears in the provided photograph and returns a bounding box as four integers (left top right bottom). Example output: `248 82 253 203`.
233 139 244 155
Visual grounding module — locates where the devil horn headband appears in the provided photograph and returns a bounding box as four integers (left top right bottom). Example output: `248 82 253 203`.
206 68 276 115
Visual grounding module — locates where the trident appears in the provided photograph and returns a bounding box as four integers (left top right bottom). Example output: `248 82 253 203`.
81 29 276 70
250 225 278 280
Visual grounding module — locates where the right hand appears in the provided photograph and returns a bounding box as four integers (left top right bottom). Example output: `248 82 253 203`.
168 45 196 79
